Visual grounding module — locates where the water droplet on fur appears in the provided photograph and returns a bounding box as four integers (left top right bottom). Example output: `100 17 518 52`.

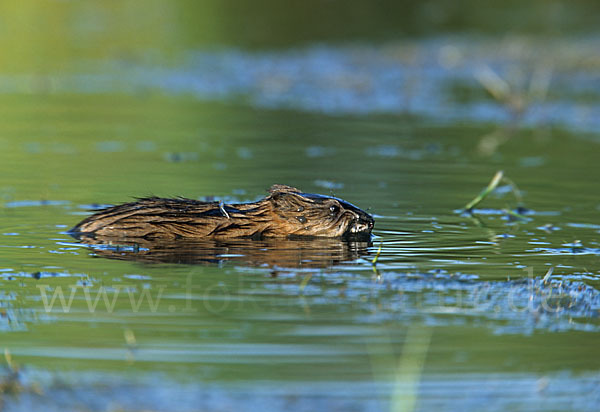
296 216 307 224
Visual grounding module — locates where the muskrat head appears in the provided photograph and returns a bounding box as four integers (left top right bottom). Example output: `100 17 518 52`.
267 185 374 238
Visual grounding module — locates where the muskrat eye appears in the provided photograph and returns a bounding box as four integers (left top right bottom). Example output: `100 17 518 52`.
329 205 340 215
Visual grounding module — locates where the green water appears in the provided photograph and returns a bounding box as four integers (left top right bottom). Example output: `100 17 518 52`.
1 94 599 410
1 1 600 411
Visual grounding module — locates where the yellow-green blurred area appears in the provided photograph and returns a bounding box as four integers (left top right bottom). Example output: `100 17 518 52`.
1 0 599 72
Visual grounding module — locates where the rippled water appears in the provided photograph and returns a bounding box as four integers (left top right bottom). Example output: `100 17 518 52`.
1 37 600 411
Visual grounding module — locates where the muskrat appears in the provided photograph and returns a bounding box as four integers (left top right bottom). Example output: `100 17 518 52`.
70 184 374 240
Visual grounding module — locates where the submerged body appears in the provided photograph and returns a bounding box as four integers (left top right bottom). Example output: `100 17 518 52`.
70 185 374 240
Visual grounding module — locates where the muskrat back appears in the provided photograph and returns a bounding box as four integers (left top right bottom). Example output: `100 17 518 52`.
70 184 374 240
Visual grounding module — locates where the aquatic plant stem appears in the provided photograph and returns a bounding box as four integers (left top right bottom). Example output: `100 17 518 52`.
299 274 313 292
463 170 504 213
542 267 554 284
371 242 383 276
371 242 383 266
500 175 523 206
503 208 527 221
4 348 17 373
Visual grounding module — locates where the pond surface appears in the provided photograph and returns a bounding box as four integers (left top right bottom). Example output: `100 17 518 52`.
1 37 600 411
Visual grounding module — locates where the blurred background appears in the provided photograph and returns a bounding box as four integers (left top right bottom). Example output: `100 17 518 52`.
2 0 599 60
1 0 599 201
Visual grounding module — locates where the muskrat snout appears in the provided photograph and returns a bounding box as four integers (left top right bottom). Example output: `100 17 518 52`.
349 214 375 235
343 207 374 238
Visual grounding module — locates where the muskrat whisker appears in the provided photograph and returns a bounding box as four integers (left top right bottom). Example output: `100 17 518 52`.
219 200 230 219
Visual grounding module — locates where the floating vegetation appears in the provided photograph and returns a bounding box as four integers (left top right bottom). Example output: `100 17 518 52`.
542 267 554 284
299 274 313 292
502 208 529 222
1 349 22 398
460 170 529 223
265 269 600 334
532 245 600 256
373 273 599 333
371 242 383 267
371 242 383 276
462 170 505 212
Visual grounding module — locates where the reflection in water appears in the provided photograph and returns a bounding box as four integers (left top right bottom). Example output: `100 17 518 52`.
72 235 372 268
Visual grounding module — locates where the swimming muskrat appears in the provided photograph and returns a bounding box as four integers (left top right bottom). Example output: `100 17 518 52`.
70 184 374 240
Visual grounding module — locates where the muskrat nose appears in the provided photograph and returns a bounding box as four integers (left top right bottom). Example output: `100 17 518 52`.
349 212 374 235
360 212 374 226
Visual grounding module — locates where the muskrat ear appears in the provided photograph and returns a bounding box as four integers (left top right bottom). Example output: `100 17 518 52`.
269 185 308 212
268 184 301 194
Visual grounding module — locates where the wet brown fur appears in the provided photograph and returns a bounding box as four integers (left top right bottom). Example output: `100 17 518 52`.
70 185 374 240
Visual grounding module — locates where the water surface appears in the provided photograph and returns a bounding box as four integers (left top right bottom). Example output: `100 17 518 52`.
1 37 600 412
